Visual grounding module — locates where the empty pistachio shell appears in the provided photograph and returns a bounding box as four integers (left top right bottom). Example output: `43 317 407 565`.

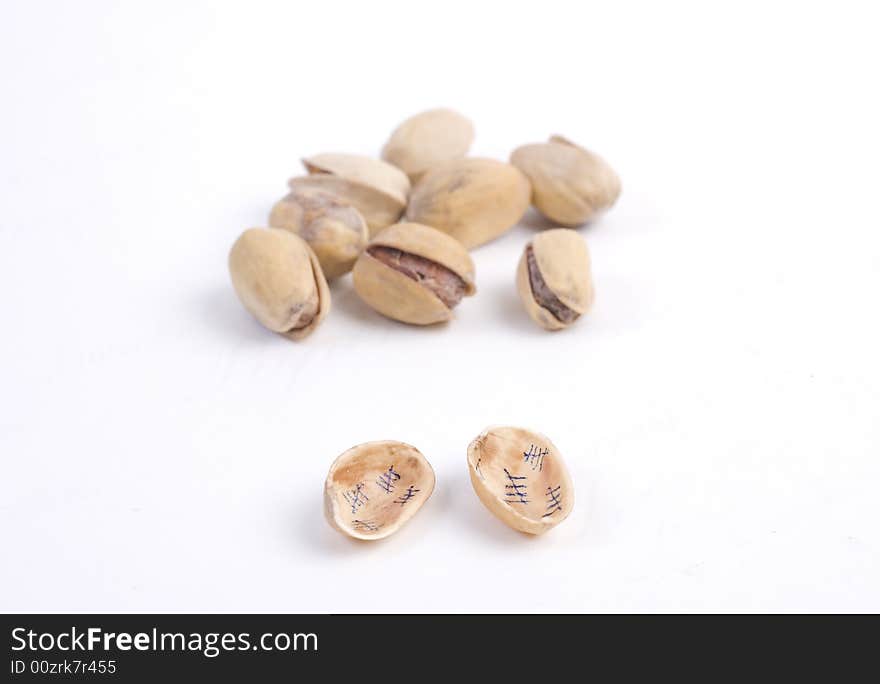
516 228 594 331
467 426 574 535
324 440 436 540
510 135 621 226
405 158 531 249
381 108 475 182
269 186 369 280
290 154 410 236
228 228 330 340
352 222 476 325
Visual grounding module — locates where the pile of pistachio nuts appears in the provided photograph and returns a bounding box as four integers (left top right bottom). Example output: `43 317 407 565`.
228 108 621 336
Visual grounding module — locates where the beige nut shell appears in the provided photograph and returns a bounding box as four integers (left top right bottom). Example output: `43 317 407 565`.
291 154 411 236
516 228 594 331
405 158 531 249
510 135 621 226
269 187 369 280
352 222 476 325
228 227 330 340
381 108 475 182
324 440 436 541
467 426 574 535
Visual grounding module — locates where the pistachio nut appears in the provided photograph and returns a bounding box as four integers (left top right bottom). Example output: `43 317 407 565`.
467 426 574 535
381 108 475 182
290 154 410 236
324 440 436 541
228 227 330 340
405 158 531 249
510 135 621 226
352 222 476 325
268 186 368 280
516 228 593 331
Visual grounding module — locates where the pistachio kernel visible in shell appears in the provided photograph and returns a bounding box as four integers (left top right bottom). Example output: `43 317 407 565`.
228 227 330 340
324 440 436 541
467 425 574 535
352 222 476 325
269 186 368 280
516 228 594 331
381 108 475 182
510 135 621 226
405 158 531 249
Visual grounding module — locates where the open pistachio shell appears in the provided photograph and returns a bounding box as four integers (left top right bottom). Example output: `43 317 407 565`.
516 228 593 331
467 426 574 535
269 186 368 280
228 228 330 340
381 108 475 182
291 154 410 236
405 158 531 249
324 440 436 541
510 135 621 226
352 222 476 325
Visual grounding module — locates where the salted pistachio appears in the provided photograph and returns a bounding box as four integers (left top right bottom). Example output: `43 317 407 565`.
405 158 531 249
268 186 368 280
467 426 574 535
381 108 475 182
516 228 593 331
324 440 436 541
510 135 621 226
228 227 330 340
290 154 410 236
352 222 476 325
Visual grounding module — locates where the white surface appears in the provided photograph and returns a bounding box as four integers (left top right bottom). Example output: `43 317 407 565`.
1 0 878 613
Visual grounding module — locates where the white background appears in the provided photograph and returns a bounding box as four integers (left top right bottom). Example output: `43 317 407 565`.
1 0 878 613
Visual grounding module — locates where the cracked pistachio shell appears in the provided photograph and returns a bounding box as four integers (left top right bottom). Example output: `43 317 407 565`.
467 426 574 535
269 186 368 280
405 158 531 249
381 108 475 182
352 222 476 325
510 135 621 226
516 229 593 331
324 440 436 541
290 154 410 236
228 228 330 340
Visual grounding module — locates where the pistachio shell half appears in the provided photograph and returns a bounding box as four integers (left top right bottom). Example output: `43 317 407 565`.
352 222 476 325
269 186 368 280
516 228 593 330
290 154 410 236
324 440 436 541
510 135 621 226
467 426 574 535
405 158 531 249
228 228 330 340
381 108 475 182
